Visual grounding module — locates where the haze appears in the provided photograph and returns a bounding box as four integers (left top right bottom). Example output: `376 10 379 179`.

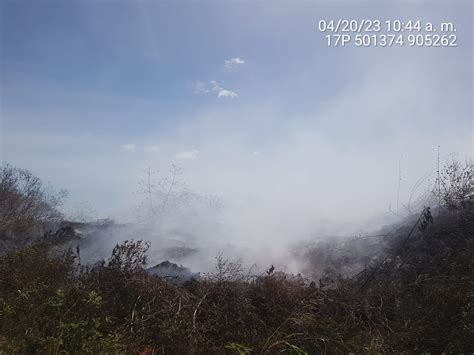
1 1 472 270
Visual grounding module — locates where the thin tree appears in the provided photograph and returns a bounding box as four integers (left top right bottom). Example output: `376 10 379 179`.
137 164 184 224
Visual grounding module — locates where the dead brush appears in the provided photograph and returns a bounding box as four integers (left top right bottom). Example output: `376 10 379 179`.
1 176 473 353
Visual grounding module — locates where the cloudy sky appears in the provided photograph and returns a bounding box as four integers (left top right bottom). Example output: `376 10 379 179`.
1 1 472 229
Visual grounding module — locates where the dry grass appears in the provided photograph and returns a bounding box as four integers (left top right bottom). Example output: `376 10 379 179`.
1 161 472 353
1 209 473 354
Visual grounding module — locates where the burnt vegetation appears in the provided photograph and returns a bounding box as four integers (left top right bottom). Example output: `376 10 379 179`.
0 161 473 354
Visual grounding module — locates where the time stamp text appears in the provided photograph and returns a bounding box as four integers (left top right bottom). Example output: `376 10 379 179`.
318 20 458 47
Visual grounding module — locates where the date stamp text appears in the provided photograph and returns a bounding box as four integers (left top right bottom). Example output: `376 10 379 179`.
318 20 458 47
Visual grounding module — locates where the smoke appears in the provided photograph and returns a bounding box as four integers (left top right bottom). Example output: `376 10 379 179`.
65 28 471 273
2 2 471 274
18 42 473 273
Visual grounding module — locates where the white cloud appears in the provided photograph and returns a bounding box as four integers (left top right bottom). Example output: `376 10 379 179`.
218 89 238 99
194 80 222 94
143 145 159 152
194 81 238 99
225 57 245 68
175 149 199 160
121 144 136 152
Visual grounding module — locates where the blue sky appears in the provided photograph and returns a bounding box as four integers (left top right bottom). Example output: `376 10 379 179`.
1 1 472 228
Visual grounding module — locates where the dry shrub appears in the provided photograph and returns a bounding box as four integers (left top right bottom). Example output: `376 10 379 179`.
1 162 473 353
0 165 66 238
434 158 473 211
